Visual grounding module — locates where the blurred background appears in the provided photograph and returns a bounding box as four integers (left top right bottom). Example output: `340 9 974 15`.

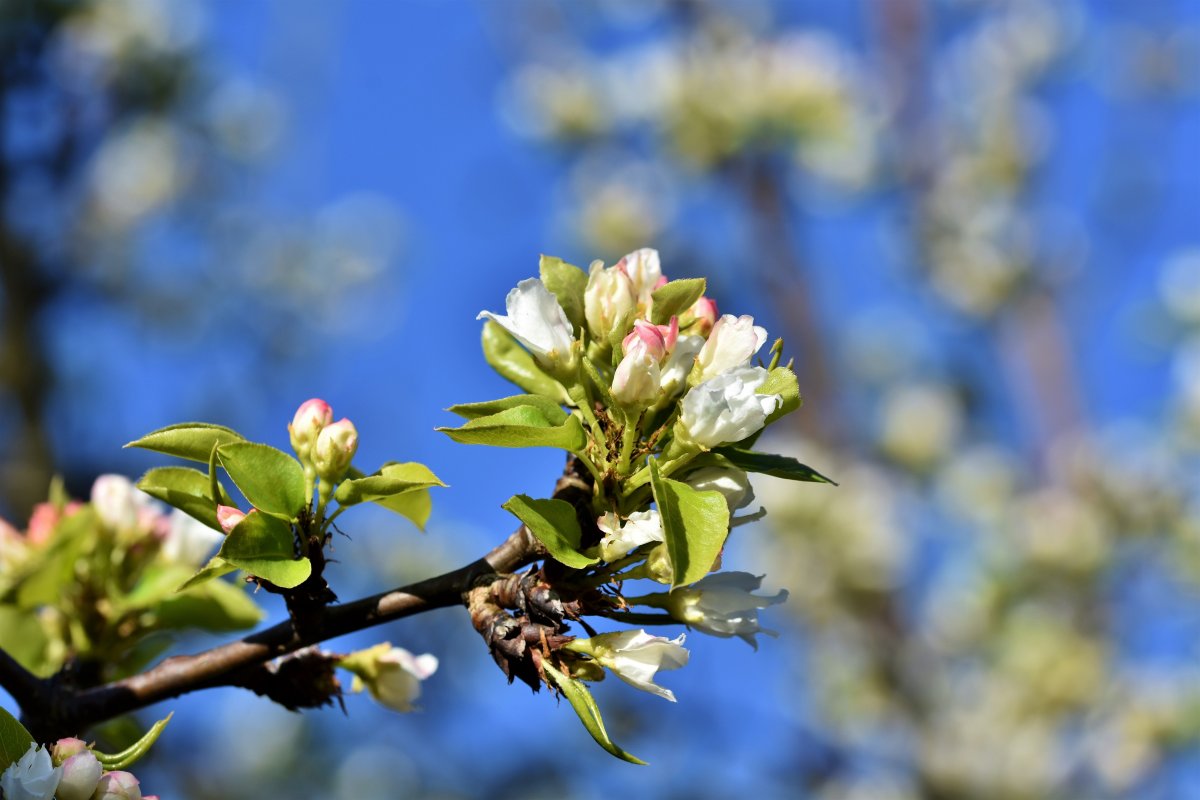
2 0 1200 797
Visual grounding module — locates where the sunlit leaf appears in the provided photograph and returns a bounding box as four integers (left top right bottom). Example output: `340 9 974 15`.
502 495 597 569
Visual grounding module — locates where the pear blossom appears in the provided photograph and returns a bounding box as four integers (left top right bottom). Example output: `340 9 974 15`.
584 260 636 338
288 398 333 463
340 644 439 713
679 366 782 449
477 278 576 368
615 247 664 312
54 750 103 800
682 295 719 336
161 510 223 567
658 334 704 398
694 314 768 383
612 337 661 407
92 770 142 800
0 743 61 800
597 509 664 562
567 630 689 702
313 418 358 483
685 465 755 511
665 572 787 648
50 738 88 764
91 474 155 532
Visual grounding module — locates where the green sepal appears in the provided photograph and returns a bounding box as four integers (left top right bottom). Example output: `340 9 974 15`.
650 278 706 325
217 512 311 589
649 460 730 588
713 447 837 484
447 394 567 424
94 713 173 770
481 320 566 400
543 662 646 765
217 442 306 521
176 556 238 592
136 466 235 531
0 707 35 772
125 423 246 463
335 462 445 506
540 255 588 334
438 406 587 453
502 495 597 569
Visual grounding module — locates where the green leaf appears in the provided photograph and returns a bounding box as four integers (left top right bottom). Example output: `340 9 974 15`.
438 406 586 453
155 579 264 632
759 366 800 426
217 443 306 521
94 713 172 770
335 462 446 507
15 508 95 610
374 489 433 530
714 447 837 484
543 662 646 765
447 394 568 424
481 320 566 400
176 556 238 592
0 707 34 773
137 466 235 531
650 460 730 588
502 495 597 569
125 423 246 463
650 278 706 325
217 512 311 589
540 255 588 334
0 607 51 677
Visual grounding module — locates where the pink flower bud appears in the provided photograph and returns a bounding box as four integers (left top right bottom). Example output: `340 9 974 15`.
55 751 103 800
25 502 59 545
612 338 661 407
684 296 719 336
288 398 334 463
50 737 89 766
313 418 358 483
621 318 678 361
93 770 142 800
216 505 248 534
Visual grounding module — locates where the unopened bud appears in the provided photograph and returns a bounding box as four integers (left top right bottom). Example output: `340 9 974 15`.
93 771 142 800
682 296 719 336
288 398 333 465
313 418 358 484
645 543 674 584
50 737 88 766
55 751 103 800
216 505 248 534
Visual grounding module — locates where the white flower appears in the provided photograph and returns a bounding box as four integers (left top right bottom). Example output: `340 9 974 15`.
571 629 689 702
679 366 782 449
611 337 661 407
341 644 439 713
478 278 576 368
685 466 755 510
694 314 768 383
161 510 223 567
584 261 636 339
658 334 703 398
616 247 663 311
91 474 155 532
597 510 664 562
666 572 787 648
0 743 61 800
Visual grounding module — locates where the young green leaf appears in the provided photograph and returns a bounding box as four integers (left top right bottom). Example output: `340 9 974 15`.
217 442 306 521
176 556 238 592
217 512 311 589
502 495 597 569
713 447 837 484
154 579 265 632
650 460 730 588
481 320 568 400
373 488 434 530
447 394 568 424
543 662 646 765
650 278 706 325
335 462 446 506
0 707 35 773
438 406 587 453
0 608 51 678
94 713 173 770
125 422 246 463
539 255 588 334
137 466 235 531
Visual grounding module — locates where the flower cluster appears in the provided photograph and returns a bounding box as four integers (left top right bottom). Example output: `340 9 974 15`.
0 740 156 800
447 247 830 760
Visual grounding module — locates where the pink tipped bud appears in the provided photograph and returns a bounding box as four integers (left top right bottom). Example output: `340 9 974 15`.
313 418 358 483
216 505 248 534
50 738 88 766
93 770 142 800
684 296 719 336
26 503 59 545
288 398 334 463
55 751 103 800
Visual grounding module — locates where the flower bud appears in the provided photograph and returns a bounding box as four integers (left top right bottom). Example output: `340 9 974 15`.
685 465 755 510
216 505 248 534
313 418 358 484
645 544 674 584
54 751 102 800
694 314 768 383
682 296 719 336
288 398 334 464
611 338 661 408
584 261 636 339
50 738 89 766
92 770 142 800
615 247 663 314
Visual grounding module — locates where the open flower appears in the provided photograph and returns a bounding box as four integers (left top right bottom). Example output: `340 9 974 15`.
665 572 787 648
679 366 782 449
597 510 664 562
0 743 61 800
478 278 576 368
694 314 768 383
339 643 439 713
566 630 689 702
